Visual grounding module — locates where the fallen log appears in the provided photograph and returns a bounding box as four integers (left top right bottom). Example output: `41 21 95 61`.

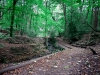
0 50 62 74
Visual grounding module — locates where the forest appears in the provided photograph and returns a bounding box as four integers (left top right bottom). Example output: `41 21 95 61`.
0 0 100 75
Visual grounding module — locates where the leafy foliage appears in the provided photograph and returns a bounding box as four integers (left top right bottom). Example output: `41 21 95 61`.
67 22 77 40
0 0 99 40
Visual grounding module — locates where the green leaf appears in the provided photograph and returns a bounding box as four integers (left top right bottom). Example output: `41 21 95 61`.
76 0 81 3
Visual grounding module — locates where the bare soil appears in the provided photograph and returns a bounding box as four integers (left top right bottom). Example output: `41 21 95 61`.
0 35 100 75
0 36 50 63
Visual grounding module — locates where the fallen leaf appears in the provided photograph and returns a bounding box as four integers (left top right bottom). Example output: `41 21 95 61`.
64 65 70 69
33 60 37 62
77 61 81 63
28 70 34 74
53 66 58 68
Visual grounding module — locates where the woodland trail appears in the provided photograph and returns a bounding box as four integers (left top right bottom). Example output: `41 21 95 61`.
1 38 100 75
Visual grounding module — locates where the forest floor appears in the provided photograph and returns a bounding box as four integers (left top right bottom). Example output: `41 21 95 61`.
0 34 100 75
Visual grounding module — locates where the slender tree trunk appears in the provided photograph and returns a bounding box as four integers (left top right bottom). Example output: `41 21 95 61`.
45 0 48 47
29 14 33 29
0 0 4 20
0 1 2 19
10 0 18 37
92 0 99 31
63 3 67 37
93 7 99 30
98 0 100 26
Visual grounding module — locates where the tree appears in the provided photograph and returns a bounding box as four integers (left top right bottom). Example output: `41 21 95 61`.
63 2 67 37
10 0 18 37
0 0 100 40
92 0 99 31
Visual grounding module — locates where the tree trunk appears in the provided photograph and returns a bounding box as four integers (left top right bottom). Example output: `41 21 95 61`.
45 0 48 47
29 14 33 29
10 0 18 37
92 0 99 31
0 0 4 20
63 3 67 37
93 7 99 30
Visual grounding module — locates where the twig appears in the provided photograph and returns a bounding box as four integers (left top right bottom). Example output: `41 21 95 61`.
89 47 97 55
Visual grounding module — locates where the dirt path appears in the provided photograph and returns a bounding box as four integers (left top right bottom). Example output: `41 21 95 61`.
1 38 100 75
